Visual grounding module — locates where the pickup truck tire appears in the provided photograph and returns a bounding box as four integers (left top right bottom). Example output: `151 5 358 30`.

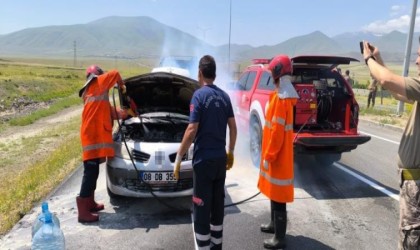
250 117 262 167
314 153 341 166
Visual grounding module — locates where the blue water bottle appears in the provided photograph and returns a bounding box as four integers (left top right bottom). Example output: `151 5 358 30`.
31 212 65 250
31 202 61 238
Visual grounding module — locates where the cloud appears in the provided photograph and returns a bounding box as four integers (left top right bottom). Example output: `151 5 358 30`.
361 5 420 35
390 5 405 16
362 15 411 35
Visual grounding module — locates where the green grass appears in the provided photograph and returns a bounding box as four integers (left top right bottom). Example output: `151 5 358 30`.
354 91 411 128
0 57 151 127
8 96 81 126
0 57 153 235
0 63 82 107
0 57 152 108
341 62 418 88
0 118 82 235
378 117 398 125
355 92 413 114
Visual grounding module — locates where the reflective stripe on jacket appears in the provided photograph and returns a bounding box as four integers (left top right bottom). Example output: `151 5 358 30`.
258 90 297 203
80 70 123 161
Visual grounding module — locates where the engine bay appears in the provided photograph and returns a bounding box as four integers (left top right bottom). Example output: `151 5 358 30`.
118 114 189 142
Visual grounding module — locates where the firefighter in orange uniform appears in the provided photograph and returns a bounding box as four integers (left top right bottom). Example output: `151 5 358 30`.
258 55 299 249
77 65 135 223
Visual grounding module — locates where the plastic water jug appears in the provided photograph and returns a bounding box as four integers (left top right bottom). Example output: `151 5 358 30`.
31 202 61 238
31 212 65 250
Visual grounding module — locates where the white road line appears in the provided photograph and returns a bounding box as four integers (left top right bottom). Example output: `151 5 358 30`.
191 213 199 250
359 130 400 145
334 162 399 201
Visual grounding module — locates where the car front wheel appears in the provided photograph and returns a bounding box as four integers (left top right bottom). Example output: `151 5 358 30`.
250 118 262 167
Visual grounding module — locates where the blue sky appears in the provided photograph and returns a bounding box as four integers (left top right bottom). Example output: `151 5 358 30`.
0 0 418 46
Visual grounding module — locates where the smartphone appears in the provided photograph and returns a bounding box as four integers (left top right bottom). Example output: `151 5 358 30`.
360 41 374 54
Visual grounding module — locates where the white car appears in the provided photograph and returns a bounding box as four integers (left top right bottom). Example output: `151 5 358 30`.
106 71 199 198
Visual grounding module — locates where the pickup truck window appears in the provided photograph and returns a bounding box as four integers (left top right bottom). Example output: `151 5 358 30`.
237 72 249 90
245 71 257 91
236 71 257 91
257 71 275 90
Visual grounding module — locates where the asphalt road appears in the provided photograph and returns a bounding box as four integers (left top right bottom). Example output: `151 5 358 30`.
0 120 401 250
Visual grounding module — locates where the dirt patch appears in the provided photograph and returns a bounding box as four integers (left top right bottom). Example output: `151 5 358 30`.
0 97 53 122
0 105 82 143
0 105 82 181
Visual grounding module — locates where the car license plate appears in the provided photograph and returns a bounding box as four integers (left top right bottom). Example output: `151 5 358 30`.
141 171 176 183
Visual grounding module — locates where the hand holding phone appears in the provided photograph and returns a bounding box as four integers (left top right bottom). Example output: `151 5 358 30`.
360 41 374 54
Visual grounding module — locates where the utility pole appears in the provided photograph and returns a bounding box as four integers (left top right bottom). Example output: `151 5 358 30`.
73 41 77 67
228 0 232 78
197 26 211 41
397 0 418 114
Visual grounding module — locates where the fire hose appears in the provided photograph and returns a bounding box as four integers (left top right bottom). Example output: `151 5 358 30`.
111 86 262 211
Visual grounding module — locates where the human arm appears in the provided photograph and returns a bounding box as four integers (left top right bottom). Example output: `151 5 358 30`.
362 41 410 102
110 106 136 120
174 122 198 179
103 70 138 118
226 117 237 170
100 70 125 91
389 90 414 103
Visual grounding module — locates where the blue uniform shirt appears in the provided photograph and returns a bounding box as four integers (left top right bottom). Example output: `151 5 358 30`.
189 84 234 165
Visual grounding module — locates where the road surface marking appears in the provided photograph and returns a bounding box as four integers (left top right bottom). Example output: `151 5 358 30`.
360 130 400 145
334 162 399 201
191 213 199 250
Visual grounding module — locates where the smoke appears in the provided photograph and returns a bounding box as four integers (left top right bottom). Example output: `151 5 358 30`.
156 27 238 86
156 28 252 166
156 56 199 79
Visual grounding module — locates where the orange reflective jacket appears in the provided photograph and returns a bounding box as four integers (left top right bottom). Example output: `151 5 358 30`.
258 89 297 203
80 70 124 161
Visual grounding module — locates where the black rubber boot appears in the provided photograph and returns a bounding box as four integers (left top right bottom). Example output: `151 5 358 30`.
261 202 274 233
263 211 287 249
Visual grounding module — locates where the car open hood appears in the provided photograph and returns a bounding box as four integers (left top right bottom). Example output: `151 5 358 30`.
151 66 191 78
292 56 359 67
123 72 199 115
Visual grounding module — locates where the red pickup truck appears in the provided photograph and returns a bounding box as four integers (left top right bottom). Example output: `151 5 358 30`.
229 56 371 167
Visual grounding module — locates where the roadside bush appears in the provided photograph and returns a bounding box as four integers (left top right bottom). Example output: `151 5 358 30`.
353 80 367 89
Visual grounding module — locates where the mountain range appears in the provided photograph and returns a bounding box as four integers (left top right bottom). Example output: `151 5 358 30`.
0 16 417 63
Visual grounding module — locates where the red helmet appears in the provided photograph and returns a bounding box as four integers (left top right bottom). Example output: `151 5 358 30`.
268 55 292 80
85 65 104 78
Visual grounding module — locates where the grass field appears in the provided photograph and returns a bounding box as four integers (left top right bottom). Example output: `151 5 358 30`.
0 56 152 235
341 61 418 88
0 118 82 234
